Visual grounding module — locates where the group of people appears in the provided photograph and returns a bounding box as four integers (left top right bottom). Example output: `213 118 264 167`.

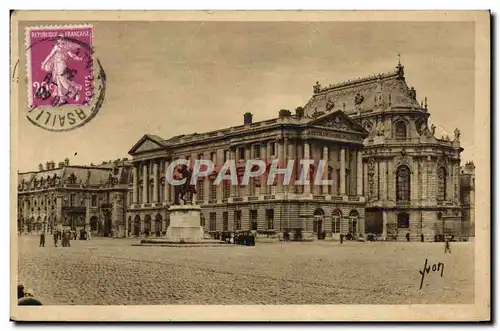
38 228 92 247
221 231 256 246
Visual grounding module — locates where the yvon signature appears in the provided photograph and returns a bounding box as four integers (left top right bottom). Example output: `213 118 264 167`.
419 258 444 290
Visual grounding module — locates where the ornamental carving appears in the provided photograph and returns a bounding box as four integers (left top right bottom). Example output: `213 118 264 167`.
326 96 335 111
354 92 365 106
320 116 349 131
313 81 321 93
368 157 376 198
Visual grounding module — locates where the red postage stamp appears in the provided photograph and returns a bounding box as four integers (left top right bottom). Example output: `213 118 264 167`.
25 24 105 132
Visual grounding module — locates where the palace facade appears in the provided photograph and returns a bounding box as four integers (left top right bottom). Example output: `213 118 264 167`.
127 109 368 240
17 62 474 241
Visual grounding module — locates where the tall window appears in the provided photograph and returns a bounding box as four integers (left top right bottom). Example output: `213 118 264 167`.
254 145 261 158
223 181 230 199
196 179 204 202
234 210 242 231
70 194 76 206
209 212 216 231
266 209 274 230
349 210 359 233
397 212 410 228
437 166 447 202
395 121 407 140
396 165 411 202
332 209 342 233
200 214 205 228
210 179 217 200
250 210 258 230
222 212 228 231
270 142 276 156
238 147 245 160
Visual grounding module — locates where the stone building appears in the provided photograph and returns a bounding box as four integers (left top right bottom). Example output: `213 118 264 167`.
303 61 464 241
127 109 368 240
17 159 133 237
460 161 475 238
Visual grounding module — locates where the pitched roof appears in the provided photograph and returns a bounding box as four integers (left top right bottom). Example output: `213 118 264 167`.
303 64 423 117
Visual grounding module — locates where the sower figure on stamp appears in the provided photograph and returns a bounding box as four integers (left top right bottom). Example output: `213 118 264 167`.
41 35 84 105
173 164 197 205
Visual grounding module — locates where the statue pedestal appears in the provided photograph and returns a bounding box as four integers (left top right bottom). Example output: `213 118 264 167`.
136 204 225 247
165 204 204 242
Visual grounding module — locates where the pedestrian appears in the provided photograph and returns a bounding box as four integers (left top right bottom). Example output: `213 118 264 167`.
87 229 91 240
17 284 25 299
420 233 424 243
53 231 58 247
445 238 452 254
340 234 343 244
406 232 410 242
39 232 45 247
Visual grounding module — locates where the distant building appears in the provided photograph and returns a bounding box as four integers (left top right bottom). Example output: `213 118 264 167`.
460 161 475 238
17 159 133 237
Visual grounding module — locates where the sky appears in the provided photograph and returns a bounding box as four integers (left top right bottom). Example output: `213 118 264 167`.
17 21 475 172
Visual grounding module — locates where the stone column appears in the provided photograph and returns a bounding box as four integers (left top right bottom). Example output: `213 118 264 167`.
216 149 224 200
203 152 210 202
277 139 284 194
340 147 346 195
245 147 251 196
303 141 311 194
132 165 139 204
164 160 170 203
287 141 296 194
230 149 236 197
153 160 159 203
357 150 363 196
382 211 388 241
142 164 149 203
85 195 91 231
379 160 386 201
322 146 329 194
260 143 268 195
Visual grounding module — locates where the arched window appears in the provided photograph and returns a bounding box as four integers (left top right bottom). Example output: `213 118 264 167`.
394 121 407 140
437 167 447 202
313 208 324 234
396 165 411 203
349 210 359 234
332 209 342 234
397 212 410 228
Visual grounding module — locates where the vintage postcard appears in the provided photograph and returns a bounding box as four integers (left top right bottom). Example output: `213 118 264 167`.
10 11 490 321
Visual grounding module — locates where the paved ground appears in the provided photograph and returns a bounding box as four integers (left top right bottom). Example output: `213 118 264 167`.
17 235 474 305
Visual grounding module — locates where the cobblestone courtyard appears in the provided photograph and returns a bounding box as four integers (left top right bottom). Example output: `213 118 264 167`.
17 236 474 305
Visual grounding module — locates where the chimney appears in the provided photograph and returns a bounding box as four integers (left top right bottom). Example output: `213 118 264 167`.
243 112 253 125
64 158 69 166
58 162 65 168
45 161 51 170
38 163 44 171
295 107 304 118
279 109 291 118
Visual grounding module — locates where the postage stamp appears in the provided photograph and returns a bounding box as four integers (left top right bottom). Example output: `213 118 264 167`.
24 24 106 132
